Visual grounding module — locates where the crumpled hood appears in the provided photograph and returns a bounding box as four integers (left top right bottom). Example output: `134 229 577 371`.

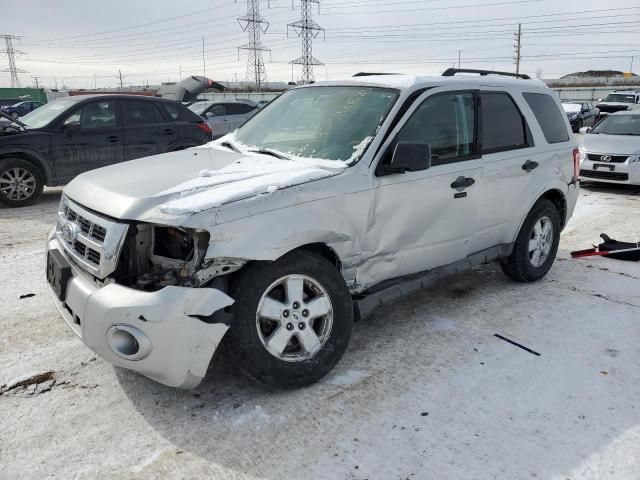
580 134 640 156
64 146 345 221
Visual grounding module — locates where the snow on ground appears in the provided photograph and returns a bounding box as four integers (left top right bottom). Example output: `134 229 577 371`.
1 182 639 480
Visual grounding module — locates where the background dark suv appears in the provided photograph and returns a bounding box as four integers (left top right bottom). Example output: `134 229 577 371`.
0 94 212 207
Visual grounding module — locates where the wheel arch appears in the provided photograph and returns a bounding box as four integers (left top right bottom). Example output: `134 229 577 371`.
539 188 567 227
288 242 343 272
0 149 52 185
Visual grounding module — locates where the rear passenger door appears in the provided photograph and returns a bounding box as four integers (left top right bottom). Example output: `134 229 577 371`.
470 91 538 253
121 99 177 160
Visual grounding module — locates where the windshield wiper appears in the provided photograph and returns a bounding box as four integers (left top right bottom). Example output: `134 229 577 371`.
220 140 242 153
249 148 291 160
0 110 27 129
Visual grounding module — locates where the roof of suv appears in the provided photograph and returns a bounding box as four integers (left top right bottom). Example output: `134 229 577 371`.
312 74 548 92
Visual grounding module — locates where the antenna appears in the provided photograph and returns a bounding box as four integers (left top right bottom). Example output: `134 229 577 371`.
238 0 271 92
288 0 325 84
1 35 27 87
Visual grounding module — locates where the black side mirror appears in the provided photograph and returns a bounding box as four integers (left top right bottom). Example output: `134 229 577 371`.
383 142 432 174
64 122 81 136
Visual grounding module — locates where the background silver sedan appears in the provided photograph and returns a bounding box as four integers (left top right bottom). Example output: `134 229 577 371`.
189 100 259 139
578 111 640 185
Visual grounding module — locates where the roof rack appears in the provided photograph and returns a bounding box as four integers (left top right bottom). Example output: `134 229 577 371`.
442 68 531 80
353 72 405 77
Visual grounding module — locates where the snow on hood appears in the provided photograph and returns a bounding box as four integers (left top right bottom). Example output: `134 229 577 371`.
156 153 346 215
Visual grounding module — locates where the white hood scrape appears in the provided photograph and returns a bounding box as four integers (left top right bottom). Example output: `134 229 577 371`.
156 155 345 215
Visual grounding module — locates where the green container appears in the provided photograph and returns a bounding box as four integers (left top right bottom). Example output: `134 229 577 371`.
0 87 47 104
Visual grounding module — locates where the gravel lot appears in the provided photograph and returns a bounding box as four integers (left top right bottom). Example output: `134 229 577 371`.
1 182 639 480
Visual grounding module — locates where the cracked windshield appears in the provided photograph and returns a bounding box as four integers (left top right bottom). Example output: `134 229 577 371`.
234 86 398 162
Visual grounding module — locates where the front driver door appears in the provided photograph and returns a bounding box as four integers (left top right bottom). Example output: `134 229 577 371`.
51 99 124 181
361 90 482 285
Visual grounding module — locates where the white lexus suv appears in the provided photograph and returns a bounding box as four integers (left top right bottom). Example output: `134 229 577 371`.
46 69 580 389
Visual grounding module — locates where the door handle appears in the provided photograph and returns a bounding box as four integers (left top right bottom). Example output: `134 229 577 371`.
107 136 120 143
450 176 475 189
522 160 539 172
161 129 176 135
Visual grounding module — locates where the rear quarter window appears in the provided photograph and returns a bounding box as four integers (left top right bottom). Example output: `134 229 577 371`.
523 92 570 144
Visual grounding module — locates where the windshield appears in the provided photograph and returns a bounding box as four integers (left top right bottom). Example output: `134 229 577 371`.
233 86 398 163
602 94 636 104
562 103 581 113
20 98 78 128
590 114 640 135
188 102 212 116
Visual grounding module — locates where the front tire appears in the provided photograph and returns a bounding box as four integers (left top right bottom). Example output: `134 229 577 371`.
501 199 561 282
0 158 44 207
227 250 353 389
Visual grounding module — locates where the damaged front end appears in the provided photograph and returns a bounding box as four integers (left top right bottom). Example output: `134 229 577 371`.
46 196 243 388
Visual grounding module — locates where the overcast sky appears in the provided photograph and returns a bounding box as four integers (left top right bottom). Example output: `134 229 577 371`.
2 0 639 89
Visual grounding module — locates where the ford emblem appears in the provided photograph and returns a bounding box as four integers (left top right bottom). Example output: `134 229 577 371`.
61 222 80 243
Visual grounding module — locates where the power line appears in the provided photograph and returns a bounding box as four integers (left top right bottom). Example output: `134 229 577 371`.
288 0 324 84
238 0 271 91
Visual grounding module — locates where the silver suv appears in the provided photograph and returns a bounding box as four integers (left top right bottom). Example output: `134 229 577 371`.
46 69 579 389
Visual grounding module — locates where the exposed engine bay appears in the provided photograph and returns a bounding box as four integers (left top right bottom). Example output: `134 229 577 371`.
114 223 245 291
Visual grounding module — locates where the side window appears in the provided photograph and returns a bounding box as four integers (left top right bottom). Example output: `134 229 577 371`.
480 93 528 153
206 104 226 117
226 103 245 115
123 100 165 126
161 102 182 121
395 92 476 165
523 92 570 144
64 101 117 129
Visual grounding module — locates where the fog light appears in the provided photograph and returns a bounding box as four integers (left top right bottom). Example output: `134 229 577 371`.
106 325 152 360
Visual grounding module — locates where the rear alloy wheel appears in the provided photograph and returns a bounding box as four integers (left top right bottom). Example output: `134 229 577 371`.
0 159 44 207
501 198 561 282
227 250 353 389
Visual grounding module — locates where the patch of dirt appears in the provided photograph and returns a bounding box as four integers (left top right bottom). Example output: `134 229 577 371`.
1 371 56 396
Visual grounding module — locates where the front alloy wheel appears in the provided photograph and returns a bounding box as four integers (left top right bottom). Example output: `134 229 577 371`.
257 274 333 362
227 250 352 389
0 159 44 207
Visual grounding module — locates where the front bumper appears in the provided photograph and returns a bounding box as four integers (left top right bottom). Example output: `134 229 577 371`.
46 231 234 389
579 157 640 185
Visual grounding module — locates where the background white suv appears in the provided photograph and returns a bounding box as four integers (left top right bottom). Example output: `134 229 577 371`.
46 69 580 389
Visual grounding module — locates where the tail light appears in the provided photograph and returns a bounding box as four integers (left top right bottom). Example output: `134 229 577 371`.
196 122 213 139
572 148 580 181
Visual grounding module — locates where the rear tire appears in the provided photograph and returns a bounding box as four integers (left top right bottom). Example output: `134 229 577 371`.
0 158 44 208
226 250 353 389
501 199 561 282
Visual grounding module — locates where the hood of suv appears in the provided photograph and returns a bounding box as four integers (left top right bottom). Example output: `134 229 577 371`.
580 133 640 156
64 146 345 221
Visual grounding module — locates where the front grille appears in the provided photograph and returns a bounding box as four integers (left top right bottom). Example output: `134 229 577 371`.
580 169 629 181
586 153 629 163
64 205 108 241
56 197 129 278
